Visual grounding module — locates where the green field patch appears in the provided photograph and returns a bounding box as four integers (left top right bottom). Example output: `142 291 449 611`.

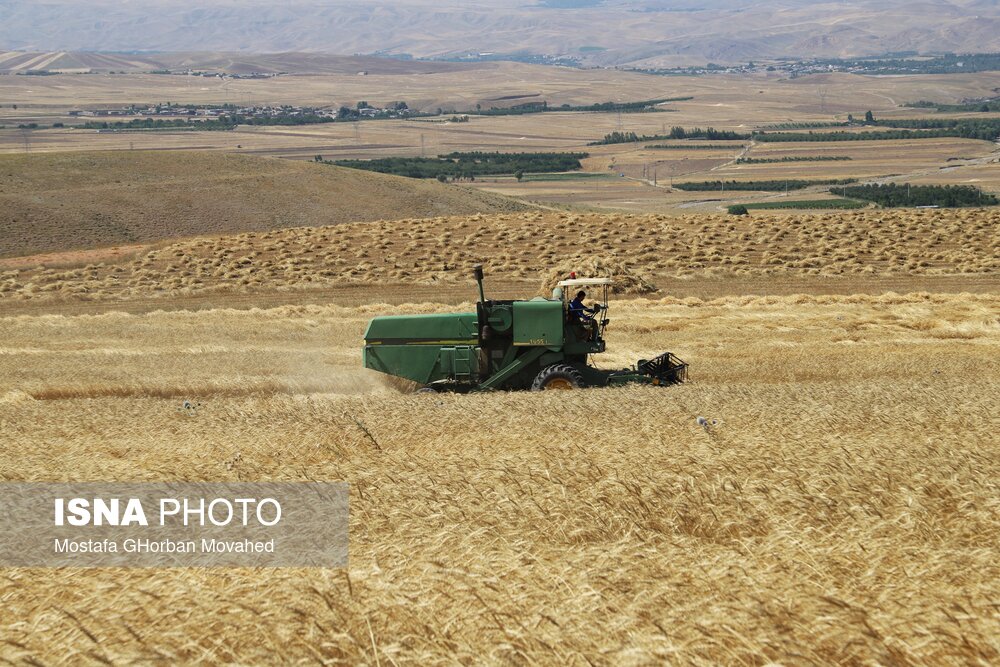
742 198 867 210
331 152 588 179
520 172 614 181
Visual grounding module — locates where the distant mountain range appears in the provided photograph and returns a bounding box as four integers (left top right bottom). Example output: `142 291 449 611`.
2 0 1000 67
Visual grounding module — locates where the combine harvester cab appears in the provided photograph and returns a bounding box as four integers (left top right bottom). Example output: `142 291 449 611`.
363 265 687 392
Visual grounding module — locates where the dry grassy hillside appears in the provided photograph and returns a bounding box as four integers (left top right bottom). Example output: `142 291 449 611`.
0 50 480 75
1 294 997 663
3 209 997 304
0 151 529 258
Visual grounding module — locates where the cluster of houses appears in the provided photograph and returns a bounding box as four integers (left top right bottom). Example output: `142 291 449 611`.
635 58 977 78
151 70 283 80
66 103 415 121
68 106 230 118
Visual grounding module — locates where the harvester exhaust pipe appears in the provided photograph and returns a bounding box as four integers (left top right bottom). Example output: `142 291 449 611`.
473 264 486 304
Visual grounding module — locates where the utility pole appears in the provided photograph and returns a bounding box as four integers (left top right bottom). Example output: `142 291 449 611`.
420 133 425 157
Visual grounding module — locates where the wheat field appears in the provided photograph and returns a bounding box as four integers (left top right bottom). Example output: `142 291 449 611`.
1 292 998 664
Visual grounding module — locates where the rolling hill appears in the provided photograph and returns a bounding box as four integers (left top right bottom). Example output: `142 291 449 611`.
0 50 481 75
0 151 530 258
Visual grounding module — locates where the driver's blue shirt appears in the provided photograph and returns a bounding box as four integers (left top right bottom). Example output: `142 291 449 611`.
569 298 593 321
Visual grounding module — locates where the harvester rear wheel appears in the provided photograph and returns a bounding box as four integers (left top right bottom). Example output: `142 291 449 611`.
531 364 585 391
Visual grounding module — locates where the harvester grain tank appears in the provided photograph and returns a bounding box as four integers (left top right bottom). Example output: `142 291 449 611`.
363 265 686 391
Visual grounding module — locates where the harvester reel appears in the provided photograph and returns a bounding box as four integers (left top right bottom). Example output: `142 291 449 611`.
532 364 585 391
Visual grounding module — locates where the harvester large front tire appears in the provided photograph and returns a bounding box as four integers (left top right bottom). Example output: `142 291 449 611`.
531 364 585 391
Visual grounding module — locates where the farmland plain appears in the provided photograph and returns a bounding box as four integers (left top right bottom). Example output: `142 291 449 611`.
3 65 999 213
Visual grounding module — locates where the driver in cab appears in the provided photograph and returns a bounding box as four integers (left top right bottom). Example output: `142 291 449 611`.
568 290 599 323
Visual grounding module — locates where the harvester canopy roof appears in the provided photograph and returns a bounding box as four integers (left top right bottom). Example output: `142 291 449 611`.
557 278 612 288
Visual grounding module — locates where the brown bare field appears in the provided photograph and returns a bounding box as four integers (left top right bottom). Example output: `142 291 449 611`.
1 292 998 663
605 138 1000 185
0 151 529 258
3 208 997 307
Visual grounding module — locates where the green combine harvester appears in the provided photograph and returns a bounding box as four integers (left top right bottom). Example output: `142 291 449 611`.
363 265 687 392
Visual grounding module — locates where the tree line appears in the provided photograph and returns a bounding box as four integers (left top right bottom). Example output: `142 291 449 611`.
591 126 750 145
473 97 692 116
82 117 238 131
909 97 1000 113
735 156 852 164
838 184 998 208
81 114 348 131
674 179 856 191
756 118 1000 142
649 143 748 150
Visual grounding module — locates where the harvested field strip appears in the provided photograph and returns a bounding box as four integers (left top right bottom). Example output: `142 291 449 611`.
3 209 997 304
